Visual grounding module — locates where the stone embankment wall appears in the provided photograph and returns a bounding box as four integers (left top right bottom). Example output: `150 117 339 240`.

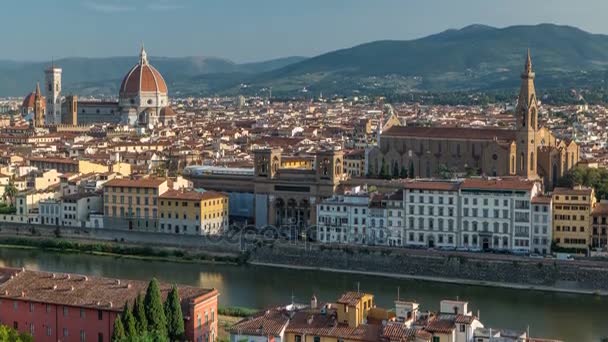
249 244 608 293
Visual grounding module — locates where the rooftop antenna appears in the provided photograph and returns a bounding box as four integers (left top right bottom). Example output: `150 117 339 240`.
397 286 400 301
291 290 295 305
456 295 459 301
357 282 360 294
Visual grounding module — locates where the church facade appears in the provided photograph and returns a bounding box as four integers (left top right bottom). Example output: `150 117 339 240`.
366 51 579 189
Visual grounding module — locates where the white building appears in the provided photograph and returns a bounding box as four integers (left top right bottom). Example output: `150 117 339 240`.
459 179 542 253
531 195 553 254
404 181 459 249
317 189 369 244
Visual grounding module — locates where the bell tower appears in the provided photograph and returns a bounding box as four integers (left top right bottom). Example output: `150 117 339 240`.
33 83 45 128
45 63 62 125
515 49 538 179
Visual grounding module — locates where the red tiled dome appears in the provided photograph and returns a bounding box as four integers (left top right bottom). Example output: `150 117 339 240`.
22 92 36 109
119 48 167 96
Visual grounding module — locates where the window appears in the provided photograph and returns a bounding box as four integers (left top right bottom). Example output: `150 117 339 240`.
98 333 104 342
64 328 69 337
63 306 68 316
98 309 103 320
80 308 85 318
295 335 302 342
80 330 86 342
47 326 52 337
460 324 466 332
314 337 321 342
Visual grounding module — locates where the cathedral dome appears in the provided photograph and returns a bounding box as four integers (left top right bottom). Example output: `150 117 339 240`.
119 47 168 97
22 83 45 112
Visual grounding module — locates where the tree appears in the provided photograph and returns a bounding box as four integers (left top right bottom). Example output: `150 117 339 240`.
380 158 389 179
122 302 137 337
437 164 454 179
112 315 126 342
392 162 399 179
0 324 33 342
144 278 167 335
2 179 17 207
400 165 408 179
133 293 148 334
164 285 185 341
408 161 415 179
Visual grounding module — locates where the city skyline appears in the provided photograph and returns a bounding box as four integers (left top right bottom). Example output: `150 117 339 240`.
3 0 608 62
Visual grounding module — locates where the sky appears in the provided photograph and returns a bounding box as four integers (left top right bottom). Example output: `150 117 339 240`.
3 0 608 63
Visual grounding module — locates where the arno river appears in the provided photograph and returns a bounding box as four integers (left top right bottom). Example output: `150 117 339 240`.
0 248 605 341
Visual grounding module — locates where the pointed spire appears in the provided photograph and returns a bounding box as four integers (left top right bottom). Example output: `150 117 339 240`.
140 43 148 65
35 82 41 96
525 48 533 74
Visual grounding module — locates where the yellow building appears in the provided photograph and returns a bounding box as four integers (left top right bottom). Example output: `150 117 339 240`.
159 189 228 235
552 186 596 251
78 160 109 174
103 178 168 230
336 291 374 327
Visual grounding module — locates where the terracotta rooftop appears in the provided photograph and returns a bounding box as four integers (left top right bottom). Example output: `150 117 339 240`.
592 202 608 216
461 178 537 191
532 195 552 204
382 126 516 142
0 267 217 314
336 291 371 306
286 308 380 342
104 178 166 189
403 181 459 192
553 187 594 196
160 189 226 201
230 308 290 337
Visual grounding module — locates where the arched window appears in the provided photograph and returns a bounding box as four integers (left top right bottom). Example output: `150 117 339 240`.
520 152 525 172
530 108 537 129
511 156 515 174
530 152 534 171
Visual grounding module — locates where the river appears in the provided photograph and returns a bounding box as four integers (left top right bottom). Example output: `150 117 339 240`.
0 248 605 342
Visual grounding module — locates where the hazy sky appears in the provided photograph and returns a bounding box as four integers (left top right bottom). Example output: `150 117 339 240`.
3 0 608 62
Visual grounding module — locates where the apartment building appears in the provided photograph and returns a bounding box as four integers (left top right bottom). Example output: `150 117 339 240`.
103 178 168 230
591 201 608 249
531 195 553 254
552 186 596 252
459 179 541 252
404 181 459 249
317 178 551 254
317 191 369 244
159 189 229 235
0 267 219 342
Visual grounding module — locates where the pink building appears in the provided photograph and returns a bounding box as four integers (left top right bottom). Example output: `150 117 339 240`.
0 267 219 342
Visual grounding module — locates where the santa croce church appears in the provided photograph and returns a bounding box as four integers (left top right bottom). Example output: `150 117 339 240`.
366 51 579 189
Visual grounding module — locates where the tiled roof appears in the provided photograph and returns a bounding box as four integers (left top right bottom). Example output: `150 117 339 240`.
461 178 536 191
592 202 608 216
403 181 459 191
160 189 226 201
104 178 166 188
382 126 516 142
229 308 290 336
0 267 216 313
553 187 593 196
336 291 369 306
286 309 380 342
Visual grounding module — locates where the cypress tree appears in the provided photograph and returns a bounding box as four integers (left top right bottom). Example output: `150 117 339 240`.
409 161 415 179
122 302 137 337
133 293 148 334
112 315 126 342
380 158 389 179
144 278 168 335
164 285 185 341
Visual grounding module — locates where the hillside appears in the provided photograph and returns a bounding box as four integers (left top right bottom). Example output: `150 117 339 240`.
4 24 608 98
0 56 307 97
241 24 608 96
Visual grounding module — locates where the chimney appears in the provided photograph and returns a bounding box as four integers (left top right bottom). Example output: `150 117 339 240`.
116 279 121 285
307 315 314 325
83 276 88 281
310 294 318 309
21 291 25 297
52 285 57 290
